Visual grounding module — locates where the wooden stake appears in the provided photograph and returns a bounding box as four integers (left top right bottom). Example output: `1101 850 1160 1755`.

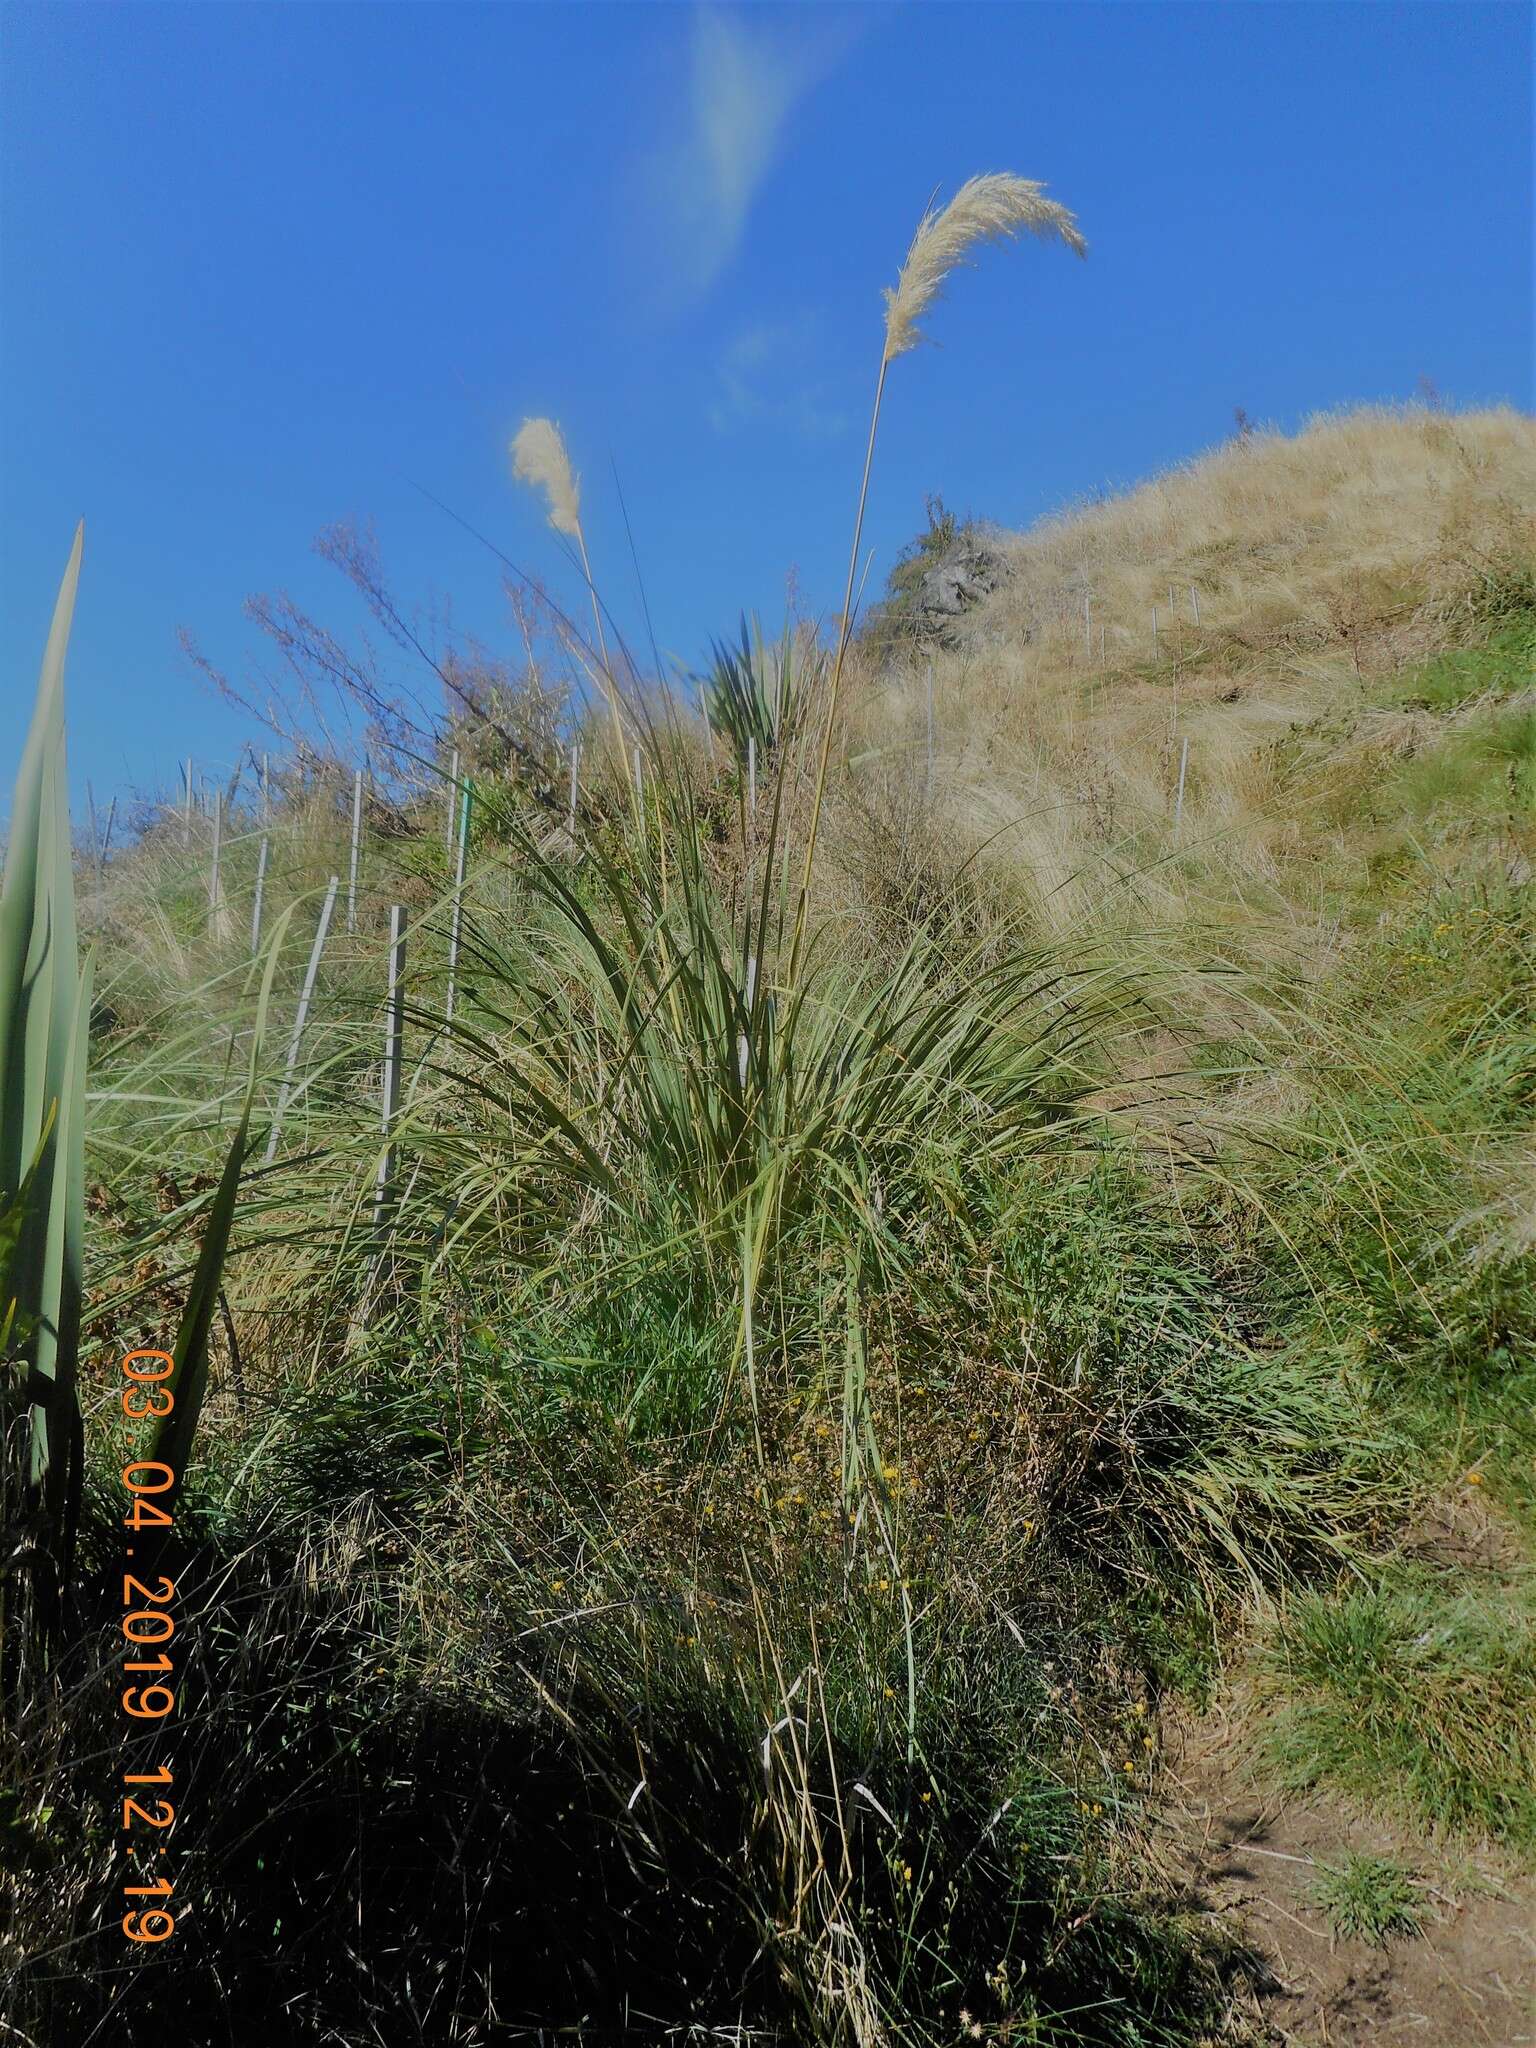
251 834 270 954
445 782 470 1025
100 796 117 871
261 751 271 821
264 876 338 1163
86 781 101 873
445 748 460 854
1190 584 1200 626
209 791 225 936
1173 735 1190 836
568 742 580 837
347 767 364 935
738 953 757 1088
925 660 935 801
373 905 406 1234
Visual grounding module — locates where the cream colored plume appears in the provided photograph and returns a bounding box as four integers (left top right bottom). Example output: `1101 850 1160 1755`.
882 173 1086 363
511 417 581 537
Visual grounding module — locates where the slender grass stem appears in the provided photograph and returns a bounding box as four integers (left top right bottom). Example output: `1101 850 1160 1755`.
790 353 889 989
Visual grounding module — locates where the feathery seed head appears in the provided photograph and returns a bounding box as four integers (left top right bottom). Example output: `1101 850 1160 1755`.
882 173 1086 363
511 417 582 537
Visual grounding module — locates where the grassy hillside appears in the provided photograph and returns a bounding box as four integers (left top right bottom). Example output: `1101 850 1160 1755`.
3 402 1533 2046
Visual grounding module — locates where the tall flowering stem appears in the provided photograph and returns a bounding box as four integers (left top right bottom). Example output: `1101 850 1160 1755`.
787 174 1085 989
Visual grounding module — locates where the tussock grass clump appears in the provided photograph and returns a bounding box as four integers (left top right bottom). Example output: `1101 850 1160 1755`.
14 1144 1307 2046
1304 1853 1427 1947
1263 1573 1536 1855
1218 869 1536 1505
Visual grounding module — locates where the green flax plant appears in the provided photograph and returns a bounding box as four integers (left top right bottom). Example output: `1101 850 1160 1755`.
1 530 90 1671
695 613 820 768
1 534 293 1688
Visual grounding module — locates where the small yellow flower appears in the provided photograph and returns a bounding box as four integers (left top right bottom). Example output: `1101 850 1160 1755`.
1142 1736 1154 1751
1467 1471 1484 1485
1122 1761 1135 1775
551 1578 566 1593
1132 1701 1147 1717
920 1790 932 1803
883 1684 896 1699
899 1862 912 1884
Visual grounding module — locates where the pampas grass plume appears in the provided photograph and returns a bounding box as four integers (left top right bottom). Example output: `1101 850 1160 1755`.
511 417 581 537
509 413 634 799
791 171 1085 985
883 173 1086 362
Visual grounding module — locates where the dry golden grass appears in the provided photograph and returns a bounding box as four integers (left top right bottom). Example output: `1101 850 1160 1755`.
849 404 1534 951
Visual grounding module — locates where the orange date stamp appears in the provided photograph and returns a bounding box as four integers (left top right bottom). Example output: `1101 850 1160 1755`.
117 1347 180 1945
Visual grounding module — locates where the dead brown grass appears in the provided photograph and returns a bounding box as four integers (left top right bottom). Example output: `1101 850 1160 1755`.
842 404 1534 952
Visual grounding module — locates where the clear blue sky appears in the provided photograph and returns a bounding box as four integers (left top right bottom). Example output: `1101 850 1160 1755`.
2 0 1530 812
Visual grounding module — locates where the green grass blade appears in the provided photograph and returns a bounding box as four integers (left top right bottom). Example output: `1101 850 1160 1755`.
149 905 294 1506
0 526 86 1583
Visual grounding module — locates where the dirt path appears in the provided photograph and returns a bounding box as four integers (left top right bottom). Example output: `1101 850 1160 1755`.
1162 1703 1536 2047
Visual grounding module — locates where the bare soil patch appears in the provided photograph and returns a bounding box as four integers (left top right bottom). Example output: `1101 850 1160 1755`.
1161 1696 1536 2046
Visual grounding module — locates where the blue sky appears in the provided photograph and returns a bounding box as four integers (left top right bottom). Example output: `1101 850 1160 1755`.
2 0 1531 812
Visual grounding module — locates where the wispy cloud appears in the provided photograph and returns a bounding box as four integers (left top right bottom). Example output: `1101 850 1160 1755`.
636 6 857 309
708 315 850 442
